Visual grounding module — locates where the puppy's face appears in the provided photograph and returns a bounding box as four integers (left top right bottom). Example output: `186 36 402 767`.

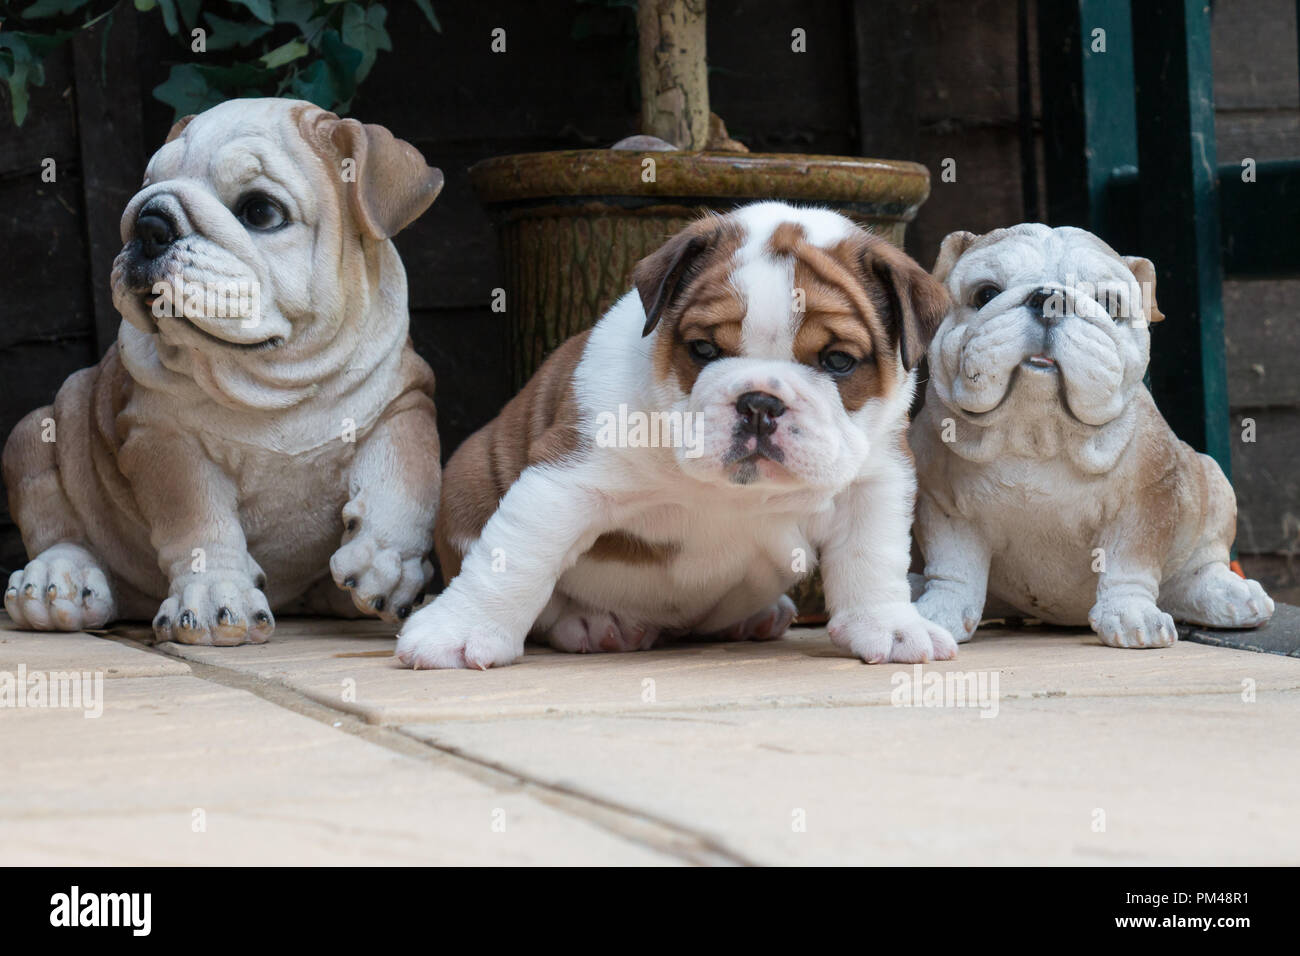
635 203 948 491
928 224 1162 427
111 98 441 356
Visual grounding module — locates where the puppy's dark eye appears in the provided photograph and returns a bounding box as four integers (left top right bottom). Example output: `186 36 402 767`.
971 284 1001 309
237 194 287 231
820 350 857 375
688 340 721 363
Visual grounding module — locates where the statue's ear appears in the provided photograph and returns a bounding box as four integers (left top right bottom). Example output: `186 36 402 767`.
328 118 444 240
1123 255 1164 324
932 230 979 284
300 107 444 241
165 114 196 143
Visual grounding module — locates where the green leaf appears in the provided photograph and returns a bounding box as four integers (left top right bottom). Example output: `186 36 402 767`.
340 2 390 83
319 26 362 102
154 0 179 35
413 0 441 32
133 0 158 11
152 63 221 120
176 0 200 30
0 33 47 127
260 38 309 69
289 60 336 109
274 0 321 33
20 0 93 16
202 13 272 52
230 0 275 26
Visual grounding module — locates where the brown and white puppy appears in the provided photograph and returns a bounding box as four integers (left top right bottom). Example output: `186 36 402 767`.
3 98 443 644
396 201 955 669
911 223 1274 648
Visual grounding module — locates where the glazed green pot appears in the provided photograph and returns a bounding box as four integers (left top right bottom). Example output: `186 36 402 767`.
469 149 932 621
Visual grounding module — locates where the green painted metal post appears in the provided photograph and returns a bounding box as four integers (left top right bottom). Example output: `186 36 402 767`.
1130 0 1231 476
1037 0 1138 237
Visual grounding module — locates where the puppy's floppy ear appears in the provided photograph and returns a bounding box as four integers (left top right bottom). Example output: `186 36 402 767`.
633 221 718 337
165 115 196 144
324 116 444 240
931 230 978 285
1123 255 1164 324
865 240 952 372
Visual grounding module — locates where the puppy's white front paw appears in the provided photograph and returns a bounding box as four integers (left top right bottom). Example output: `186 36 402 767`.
330 504 434 623
1088 596 1176 648
154 574 274 646
396 593 523 670
829 602 958 664
915 586 982 644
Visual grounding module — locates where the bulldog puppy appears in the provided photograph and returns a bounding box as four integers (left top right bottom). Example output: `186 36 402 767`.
396 201 956 669
911 224 1274 648
3 98 444 644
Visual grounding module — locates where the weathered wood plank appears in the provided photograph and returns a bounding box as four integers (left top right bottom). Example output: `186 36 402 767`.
1223 279 1300 407
852 0 918 161
1229 406 1300 555
0 172 95 351
1216 110 1300 165
0 45 79 175
70 12 145 356
1211 0 1299 111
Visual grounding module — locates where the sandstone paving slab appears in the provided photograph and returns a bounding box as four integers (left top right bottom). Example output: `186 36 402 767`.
0 674 676 865
0 614 189 679
404 690 1300 866
144 618 1300 724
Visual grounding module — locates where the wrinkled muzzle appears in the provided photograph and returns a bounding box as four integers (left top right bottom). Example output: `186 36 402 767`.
934 282 1149 427
676 358 866 490
111 183 290 347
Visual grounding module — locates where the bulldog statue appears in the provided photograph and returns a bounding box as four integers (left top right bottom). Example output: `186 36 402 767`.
3 98 443 644
910 224 1273 648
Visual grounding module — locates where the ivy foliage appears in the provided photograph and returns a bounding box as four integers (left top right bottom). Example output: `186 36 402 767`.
0 0 440 125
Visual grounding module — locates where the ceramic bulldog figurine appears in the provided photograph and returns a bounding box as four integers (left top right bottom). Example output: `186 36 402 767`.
397 202 956 669
910 224 1274 648
3 98 443 644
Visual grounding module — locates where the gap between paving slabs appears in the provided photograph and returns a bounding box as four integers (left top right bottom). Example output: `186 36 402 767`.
95 624 754 865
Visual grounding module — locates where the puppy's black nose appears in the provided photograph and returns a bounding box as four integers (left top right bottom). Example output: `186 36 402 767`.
736 391 785 436
135 212 176 259
1025 287 1063 322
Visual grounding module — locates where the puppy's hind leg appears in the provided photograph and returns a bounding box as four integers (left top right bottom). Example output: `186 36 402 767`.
1161 561 1274 629
537 592 661 654
698 594 797 643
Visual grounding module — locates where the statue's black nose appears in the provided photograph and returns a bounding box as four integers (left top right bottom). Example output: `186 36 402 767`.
1025 287 1064 322
135 212 176 259
736 391 785 436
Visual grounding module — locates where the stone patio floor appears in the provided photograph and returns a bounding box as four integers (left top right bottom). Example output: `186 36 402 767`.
2 611 1298 866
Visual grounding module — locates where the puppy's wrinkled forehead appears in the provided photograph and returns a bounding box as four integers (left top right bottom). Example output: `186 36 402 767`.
636 201 947 410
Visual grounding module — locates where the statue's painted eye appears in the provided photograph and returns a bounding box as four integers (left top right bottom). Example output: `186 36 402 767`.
688 339 721 362
971 284 1001 309
237 194 287 231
